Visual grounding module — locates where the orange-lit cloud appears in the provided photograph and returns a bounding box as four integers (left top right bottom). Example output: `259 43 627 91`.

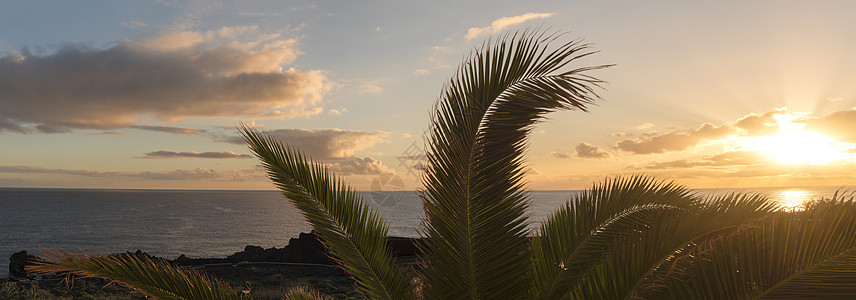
641 150 765 169
465 12 555 40
575 142 611 159
800 108 856 142
549 142 612 159
325 157 395 175
222 128 389 160
615 123 734 154
0 29 328 134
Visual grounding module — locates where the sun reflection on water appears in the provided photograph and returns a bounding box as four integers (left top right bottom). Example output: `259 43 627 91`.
774 190 812 211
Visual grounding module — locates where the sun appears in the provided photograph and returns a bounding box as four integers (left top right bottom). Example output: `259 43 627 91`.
751 130 851 164
741 112 853 165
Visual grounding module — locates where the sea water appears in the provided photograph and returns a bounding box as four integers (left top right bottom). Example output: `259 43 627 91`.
0 187 847 278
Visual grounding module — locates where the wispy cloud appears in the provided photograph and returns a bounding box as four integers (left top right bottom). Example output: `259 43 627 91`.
465 12 555 40
0 166 120 177
131 125 207 135
0 165 265 181
641 150 765 169
0 28 328 134
142 150 251 159
87 131 133 136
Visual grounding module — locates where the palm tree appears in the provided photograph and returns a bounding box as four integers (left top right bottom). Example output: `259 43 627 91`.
30 30 856 299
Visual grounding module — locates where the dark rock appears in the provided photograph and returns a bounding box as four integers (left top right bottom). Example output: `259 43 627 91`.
9 251 38 278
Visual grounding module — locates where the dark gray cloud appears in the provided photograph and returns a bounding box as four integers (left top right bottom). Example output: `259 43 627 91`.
615 123 734 154
131 125 208 135
0 30 328 134
575 142 611 159
87 131 132 136
143 150 251 159
224 128 389 160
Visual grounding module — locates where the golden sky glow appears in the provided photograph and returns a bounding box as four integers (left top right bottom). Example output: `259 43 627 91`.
1 1 856 190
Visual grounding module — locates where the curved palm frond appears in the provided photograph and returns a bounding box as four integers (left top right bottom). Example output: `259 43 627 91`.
532 175 694 299
645 195 856 299
27 250 241 300
241 126 413 300
420 30 610 299
283 286 333 300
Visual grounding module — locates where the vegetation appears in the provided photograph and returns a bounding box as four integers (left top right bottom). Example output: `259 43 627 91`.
28 30 856 299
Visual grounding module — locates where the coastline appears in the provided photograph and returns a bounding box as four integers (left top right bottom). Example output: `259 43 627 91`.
3 232 421 299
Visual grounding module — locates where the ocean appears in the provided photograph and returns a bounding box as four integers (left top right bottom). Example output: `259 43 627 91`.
0 186 847 278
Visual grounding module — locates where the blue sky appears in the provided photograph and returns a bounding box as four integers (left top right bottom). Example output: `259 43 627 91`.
2 0 856 190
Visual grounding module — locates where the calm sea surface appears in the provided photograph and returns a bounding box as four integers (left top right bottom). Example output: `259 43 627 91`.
0 186 847 278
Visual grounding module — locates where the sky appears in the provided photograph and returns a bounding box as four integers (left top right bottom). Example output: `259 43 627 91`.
1 0 856 191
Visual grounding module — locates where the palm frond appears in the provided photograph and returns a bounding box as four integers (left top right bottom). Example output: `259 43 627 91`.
420 29 610 299
283 286 333 300
642 195 856 299
532 175 693 299
241 126 413 300
27 250 241 300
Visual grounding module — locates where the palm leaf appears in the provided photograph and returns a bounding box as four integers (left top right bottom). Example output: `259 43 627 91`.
532 175 694 299
283 286 333 300
645 195 856 299
27 250 241 300
420 30 610 299
241 126 413 300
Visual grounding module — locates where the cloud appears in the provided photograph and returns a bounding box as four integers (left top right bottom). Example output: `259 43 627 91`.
223 128 389 159
136 168 263 181
327 108 346 116
143 150 251 159
131 125 208 135
0 166 119 177
465 12 555 40
547 151 572 159
88 131 132 136
641 150 765 169
800 108 856 142
0 165 265 182
413 69 431 75
325 157 395 175
615 123 734 154
734 109 785 137
0 29 329 134
633 123 655 130
610 132 629 137
575 142 611 159
358 84 384 95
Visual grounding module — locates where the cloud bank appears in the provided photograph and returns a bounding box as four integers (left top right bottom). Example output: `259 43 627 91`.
465 12 554 40
0 28 329 134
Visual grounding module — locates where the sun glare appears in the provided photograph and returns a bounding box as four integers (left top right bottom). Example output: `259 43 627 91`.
743 112 853 165
752 131 851 164
776 190 811 211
